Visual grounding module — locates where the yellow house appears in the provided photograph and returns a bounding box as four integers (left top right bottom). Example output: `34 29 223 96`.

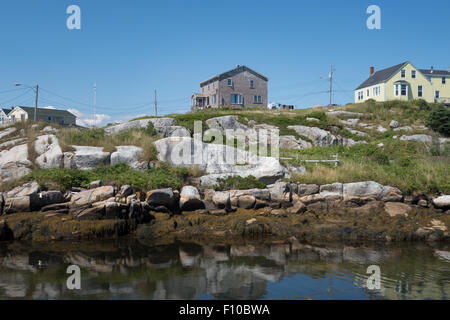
355 62 450 105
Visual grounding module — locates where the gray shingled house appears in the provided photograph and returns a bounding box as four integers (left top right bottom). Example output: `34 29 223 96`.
192 65 268 111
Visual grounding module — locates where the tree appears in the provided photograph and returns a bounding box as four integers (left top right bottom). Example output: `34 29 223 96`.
426 105 450 136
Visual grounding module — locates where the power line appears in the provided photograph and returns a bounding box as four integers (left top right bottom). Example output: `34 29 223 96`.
0 89 33 106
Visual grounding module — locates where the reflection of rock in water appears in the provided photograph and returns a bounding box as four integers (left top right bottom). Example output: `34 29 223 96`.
0 240 449 300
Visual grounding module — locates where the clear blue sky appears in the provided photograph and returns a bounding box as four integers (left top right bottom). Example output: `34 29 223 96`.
1 0 449 125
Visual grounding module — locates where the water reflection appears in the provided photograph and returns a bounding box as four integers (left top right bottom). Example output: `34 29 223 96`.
0 239 448 300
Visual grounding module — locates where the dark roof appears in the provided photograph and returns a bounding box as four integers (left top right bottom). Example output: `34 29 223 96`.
14 106 76 118
1 108 11 115
419 69 450 76
200 65 268 87
356 62 409 90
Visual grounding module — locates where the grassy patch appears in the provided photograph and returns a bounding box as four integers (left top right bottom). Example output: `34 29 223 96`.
24 163 193 192
213 175 267 191
57 127 158 161
282 139 450 195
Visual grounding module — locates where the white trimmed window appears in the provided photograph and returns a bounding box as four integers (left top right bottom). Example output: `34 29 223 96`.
395 85 399 96
442 77 446 85
401 84 407 96
358 91 363 100
411 70 416 79
418 85 423 97
436 91 440 99
401 70 406 78
227 79 232 86
250 80 254 88
212 94 217 105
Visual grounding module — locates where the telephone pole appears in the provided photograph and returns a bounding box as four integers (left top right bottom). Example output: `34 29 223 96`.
154 88 158 116
34 85 39 121
329 64 333 107
93 82 97 128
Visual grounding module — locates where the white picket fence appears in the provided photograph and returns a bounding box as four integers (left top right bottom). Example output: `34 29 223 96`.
280 153 340 167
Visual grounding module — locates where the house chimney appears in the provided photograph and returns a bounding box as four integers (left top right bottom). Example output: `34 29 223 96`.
370 66 375 76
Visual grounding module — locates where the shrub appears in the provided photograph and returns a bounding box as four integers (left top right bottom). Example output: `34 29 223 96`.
26 163 194 192
214 176 266 191
426 105 450 136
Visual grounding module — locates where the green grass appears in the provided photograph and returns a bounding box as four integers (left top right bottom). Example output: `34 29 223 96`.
282 138 450 195
213 175 267 191
24 163 193 192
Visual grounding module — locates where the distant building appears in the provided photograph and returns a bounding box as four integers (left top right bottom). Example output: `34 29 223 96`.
8 106 76 126
0 108 11 125
192 65 268 111
355 61 450 105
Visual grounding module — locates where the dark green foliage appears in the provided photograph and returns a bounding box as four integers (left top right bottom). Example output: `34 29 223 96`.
144 121 158 136
214 175 266 191
426 105 450 136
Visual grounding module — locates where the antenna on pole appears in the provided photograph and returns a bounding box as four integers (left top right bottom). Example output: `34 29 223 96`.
93 81 97 128
154 88 158 116
329 64 333 107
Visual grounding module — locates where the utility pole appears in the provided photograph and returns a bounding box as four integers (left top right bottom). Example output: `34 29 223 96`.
34 85 39 121
93 82 97 128
329 64 333 107
154 88 158 116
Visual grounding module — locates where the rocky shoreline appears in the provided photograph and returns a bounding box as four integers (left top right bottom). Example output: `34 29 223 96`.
0 180 449 243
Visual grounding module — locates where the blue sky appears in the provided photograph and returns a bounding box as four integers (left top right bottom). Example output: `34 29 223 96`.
1 0 449 126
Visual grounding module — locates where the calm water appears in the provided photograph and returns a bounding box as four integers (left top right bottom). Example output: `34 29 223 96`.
0 239 449 300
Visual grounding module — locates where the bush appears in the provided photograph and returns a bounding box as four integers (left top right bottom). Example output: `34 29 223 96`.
26 163 193 192
214 176 266 191
144 121 158 136
426 105 450 136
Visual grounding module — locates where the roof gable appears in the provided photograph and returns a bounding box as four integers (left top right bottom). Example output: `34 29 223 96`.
355 62 409 90
201 65 268 87
419 69 450 76
1 108 11 116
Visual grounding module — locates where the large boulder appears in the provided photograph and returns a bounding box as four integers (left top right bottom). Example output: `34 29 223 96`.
287 125 342 147
212 191 231 209
0 144 30 168
432 195 450 209
400 134 433 143
327 110 363 117
154 137 290 187
205 116 249 134
110 146 146 169
5 181 40 198
156 126 191 138
104 118 190 138
146 188 176 209
179 186 204 211
35 135 63 169
71 186 115 206
343 181 403 202
297 184 319 196
0 127 17 140
384 202 411 217
279 136 312 150
68 146 111 170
